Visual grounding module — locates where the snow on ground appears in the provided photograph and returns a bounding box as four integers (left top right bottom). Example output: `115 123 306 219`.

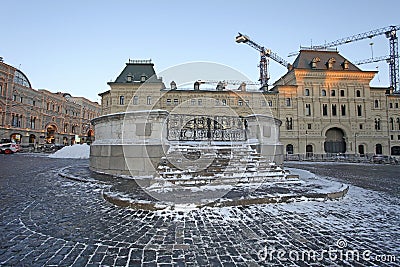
48 144 90 159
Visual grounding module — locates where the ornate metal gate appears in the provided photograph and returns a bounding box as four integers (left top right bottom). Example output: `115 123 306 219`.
167 114 247 141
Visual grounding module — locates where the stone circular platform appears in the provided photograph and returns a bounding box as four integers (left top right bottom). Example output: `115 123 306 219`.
58 165 349 210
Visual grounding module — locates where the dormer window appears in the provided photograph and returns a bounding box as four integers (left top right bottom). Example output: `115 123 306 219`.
326 57 336 69
311 57 320 69
194 81 200 90
126 73 133 83
170 81 177 90
342 60 349 70
140 74 147 83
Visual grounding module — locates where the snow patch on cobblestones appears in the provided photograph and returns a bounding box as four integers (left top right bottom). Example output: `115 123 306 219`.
49 144 90 159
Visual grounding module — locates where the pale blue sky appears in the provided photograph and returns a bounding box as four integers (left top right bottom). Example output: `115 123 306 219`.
2 0 399 102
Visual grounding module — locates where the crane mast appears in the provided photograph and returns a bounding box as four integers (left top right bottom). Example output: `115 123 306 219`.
235 33 290 91
313 25 400 93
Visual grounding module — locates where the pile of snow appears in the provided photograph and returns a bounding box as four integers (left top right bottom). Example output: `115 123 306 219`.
49 144 90 159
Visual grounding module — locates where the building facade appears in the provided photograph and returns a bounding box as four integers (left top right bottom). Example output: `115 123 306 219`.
0 58 101 147
99 51 400 158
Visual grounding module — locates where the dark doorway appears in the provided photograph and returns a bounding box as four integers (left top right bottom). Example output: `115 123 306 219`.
29 134 36 144
286 144 294 154
391 146 400 155
358 144 365 156
306 144 313 157
376 144 383 155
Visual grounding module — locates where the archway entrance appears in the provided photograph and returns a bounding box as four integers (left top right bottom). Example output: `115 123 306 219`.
87 129 94 143
306 144 313 157
358 144 365 156
376 144 383 155
286 144 294 154
391 146 400 155
10 133 21 143
324 128 346 154
46 125 57 143
29 134 36 144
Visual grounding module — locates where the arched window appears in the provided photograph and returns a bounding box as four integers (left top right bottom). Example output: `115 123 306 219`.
375 118 381 130
286 117 293 130
356 90 361 97
321 89 326 96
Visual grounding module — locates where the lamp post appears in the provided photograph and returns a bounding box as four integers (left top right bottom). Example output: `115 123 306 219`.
305 130 308 158
354 133 357 157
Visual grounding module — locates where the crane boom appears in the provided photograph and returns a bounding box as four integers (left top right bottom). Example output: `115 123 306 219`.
313 25 400 49
354 55 391 65
312 25 400 92
235 32 290 90
236 33 290 67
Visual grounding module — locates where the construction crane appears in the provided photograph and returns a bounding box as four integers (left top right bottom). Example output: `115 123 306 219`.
311 25 400 93
354 55 391 65
235 33 291 91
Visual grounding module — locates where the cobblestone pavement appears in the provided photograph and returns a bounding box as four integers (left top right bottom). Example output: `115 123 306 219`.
0 154 399 266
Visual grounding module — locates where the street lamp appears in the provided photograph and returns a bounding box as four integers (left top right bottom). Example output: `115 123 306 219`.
354 133 357 157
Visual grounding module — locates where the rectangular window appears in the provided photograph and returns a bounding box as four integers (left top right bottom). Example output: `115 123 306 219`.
286 98 291 106
359 124 363 130
391 135 394 140
268 100 273 107
322 104 328 116
147 96 151 105
0 84 2 95
119 96 124 105
238 99 243 106
398 135 400 140
307 123 312 130
245 100 249 106
340 90 345 97
261 100 266 107
222 99 227 106
166 99 171 105
305 104 311 116
341 105 346 116
20 97 23 103
198 99 202 106
33 100 36 106
173 99 178 105
396 103 399 108
286 118 293 130
13 95 17 101
30 117 36 129
332 104 337 116
357 105 362 116
133 96 138 105
191 99 196 106
331 90 336 96
390 103 393 108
